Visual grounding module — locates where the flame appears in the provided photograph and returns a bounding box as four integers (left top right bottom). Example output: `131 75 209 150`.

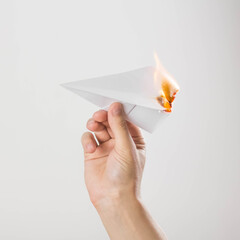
154 53 179 112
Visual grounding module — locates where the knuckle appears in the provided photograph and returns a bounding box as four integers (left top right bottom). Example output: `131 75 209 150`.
81 132 91 143
86 118 95 129
118 118 127 130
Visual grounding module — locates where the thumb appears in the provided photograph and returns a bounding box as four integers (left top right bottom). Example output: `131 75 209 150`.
108 102 132 149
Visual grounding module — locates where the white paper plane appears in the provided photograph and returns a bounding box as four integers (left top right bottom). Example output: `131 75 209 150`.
62 66 170 133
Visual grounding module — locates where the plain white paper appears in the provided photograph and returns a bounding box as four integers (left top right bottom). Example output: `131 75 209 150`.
62 67 169 133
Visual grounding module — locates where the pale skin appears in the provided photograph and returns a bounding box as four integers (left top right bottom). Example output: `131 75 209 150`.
81 102 167 240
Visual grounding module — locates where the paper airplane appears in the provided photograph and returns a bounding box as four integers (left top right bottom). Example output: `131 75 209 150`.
62 66 174 133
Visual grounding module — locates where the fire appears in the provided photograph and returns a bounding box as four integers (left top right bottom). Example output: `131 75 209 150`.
154 53 179 112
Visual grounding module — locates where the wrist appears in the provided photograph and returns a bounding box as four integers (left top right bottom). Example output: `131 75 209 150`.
93 191 167 240
93 191 141 214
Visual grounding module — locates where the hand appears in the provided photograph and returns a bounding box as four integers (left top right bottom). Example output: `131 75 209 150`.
81 102 167 240
81 102 145 207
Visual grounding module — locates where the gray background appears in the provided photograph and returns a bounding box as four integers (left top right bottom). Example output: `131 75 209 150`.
0 0 239 239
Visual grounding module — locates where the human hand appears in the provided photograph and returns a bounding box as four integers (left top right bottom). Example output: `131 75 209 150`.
81 102 167 240
81 102 145 207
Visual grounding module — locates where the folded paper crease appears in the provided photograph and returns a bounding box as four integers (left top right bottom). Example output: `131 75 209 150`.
62 67 169 133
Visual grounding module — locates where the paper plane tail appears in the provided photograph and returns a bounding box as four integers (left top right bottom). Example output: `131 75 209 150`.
127 106 168 133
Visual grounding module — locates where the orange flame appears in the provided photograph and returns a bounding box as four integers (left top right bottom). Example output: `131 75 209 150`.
154 53 179 112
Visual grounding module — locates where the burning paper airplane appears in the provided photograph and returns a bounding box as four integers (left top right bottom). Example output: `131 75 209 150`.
62 54 179 133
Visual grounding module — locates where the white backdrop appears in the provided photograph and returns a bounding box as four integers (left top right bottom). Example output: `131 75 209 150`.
0 0 240 239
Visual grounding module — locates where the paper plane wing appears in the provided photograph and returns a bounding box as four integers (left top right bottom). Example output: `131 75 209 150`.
62 67 168 133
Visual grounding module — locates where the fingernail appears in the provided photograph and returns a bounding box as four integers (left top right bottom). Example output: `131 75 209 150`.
112 104 122 116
